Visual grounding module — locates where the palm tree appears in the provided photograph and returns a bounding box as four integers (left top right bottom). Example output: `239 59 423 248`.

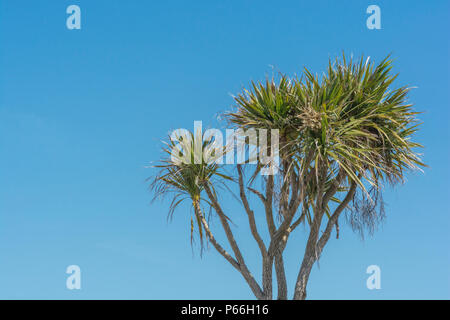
150 55 425 300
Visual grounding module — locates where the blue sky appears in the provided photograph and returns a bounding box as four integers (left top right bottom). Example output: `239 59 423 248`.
0 0 448 299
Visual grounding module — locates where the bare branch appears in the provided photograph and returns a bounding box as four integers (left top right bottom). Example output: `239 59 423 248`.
248 187 265 202
317 181 357 255
193 201 240 270
237 165 268 255
265 175 276 236
237 165 272 298
203 183 265 299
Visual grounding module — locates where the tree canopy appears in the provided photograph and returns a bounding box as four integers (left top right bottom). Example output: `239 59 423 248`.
150 55 425 300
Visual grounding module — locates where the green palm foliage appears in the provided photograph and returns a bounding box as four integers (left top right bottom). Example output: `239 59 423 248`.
150 130 231 248
226 75 298 150
152 54 425 244
226 54 425 228
226 76 300 181
295 55 425 191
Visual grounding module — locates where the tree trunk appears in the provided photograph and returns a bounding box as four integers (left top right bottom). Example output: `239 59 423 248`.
293 203 324 300
274 253 288 299
262 256 273 300
293 254 315 300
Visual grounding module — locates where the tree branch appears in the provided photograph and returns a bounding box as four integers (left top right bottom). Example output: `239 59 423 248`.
265 175 276 236
237 165 268 255
317 180 357 256
267 152 314 258
193 201 240 270
237 165 272 299
203 183 265 299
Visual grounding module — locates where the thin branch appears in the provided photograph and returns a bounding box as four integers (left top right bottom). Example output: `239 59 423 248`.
203 183 265 299
193 201 240 270
317 181 357 255
237 165 272 298
237 165 268 255
289 206 307 233
247 181 275 238
248 187 265 202
267 152 314 258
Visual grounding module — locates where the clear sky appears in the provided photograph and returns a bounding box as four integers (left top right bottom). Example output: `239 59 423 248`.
0 0 449 299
